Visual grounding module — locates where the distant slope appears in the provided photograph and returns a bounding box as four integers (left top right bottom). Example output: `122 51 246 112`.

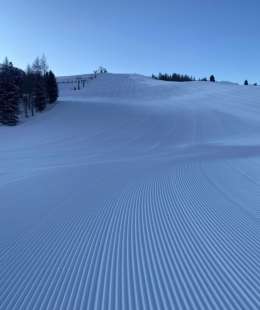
0 74 259 309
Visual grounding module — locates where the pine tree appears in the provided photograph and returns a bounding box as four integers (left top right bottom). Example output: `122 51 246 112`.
0 60 20 125
34 75 47 112
0 83 20 125
22 65 36 117
210 75 215 82
45 71 58 103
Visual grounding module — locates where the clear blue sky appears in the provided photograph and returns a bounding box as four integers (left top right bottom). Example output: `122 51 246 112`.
1 0 260 82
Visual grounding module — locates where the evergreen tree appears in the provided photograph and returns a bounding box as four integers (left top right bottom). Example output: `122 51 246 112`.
244 80 249 85
45 71 58 103
34 75 47 112
210 75 215 82
22 65 36 117
0 60 20 125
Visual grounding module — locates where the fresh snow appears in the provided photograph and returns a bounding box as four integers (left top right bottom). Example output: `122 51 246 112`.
0 73 259 309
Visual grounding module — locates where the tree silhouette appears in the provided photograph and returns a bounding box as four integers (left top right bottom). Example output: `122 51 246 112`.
210 75 215 82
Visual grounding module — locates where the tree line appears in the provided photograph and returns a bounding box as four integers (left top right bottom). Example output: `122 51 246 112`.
153 72 260 86
152 73 195 82
152 73 216 83
0 55 58 126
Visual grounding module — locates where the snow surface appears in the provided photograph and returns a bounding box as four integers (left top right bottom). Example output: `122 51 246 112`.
0 73 260 309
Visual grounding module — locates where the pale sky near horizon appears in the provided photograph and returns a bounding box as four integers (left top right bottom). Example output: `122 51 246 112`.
1 0 260 83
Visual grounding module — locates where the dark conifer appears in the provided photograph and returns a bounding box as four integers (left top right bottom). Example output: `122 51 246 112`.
0 59 20 125
210 75 216 82
45 71 58 103
22 66 36 117
34 75 47 112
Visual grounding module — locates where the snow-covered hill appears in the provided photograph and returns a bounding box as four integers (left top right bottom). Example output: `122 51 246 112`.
0 73 259 309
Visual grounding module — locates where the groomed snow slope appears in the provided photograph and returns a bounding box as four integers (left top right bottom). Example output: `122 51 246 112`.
0 73 259 309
